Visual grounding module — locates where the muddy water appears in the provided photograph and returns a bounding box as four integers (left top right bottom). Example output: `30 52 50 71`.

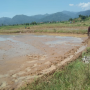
0 34 88 89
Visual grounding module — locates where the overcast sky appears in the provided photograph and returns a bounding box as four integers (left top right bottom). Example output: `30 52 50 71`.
0 0 90 18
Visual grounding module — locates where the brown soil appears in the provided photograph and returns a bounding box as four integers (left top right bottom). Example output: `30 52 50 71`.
0 33 89 90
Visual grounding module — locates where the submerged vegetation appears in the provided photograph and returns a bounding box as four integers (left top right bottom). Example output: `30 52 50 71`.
21 48 90 90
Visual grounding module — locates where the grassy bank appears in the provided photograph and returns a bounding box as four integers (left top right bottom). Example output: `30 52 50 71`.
21 47 90 90
34 29 87 34
0 29 87 34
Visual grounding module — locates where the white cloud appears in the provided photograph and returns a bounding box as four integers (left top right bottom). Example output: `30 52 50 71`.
69 4 74 6
78 2 90 10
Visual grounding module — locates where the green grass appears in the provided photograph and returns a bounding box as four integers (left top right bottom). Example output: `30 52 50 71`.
0 18 90 34
34 29 87 34
0 25 25 30
20 47 90 90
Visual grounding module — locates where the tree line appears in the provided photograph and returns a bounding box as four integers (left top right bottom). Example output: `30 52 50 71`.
69 15 90 22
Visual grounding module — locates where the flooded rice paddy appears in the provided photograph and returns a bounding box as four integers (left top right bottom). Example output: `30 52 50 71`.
0 33 88 89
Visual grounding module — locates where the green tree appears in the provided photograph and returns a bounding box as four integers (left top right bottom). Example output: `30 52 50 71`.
81 16 86 20
79 15 87 20
79 15 82 17
31 22 37 25
26 23 29 25
69 18 73 21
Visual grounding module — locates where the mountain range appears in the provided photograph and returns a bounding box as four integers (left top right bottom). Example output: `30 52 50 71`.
0 10 90 25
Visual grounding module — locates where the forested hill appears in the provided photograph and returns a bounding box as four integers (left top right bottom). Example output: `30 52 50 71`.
39 12 71 22
0 10 90 25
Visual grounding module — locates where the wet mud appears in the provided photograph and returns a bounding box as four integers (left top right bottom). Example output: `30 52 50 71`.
0 33 89 90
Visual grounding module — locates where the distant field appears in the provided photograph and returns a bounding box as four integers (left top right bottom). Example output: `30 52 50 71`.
0 18 90 34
